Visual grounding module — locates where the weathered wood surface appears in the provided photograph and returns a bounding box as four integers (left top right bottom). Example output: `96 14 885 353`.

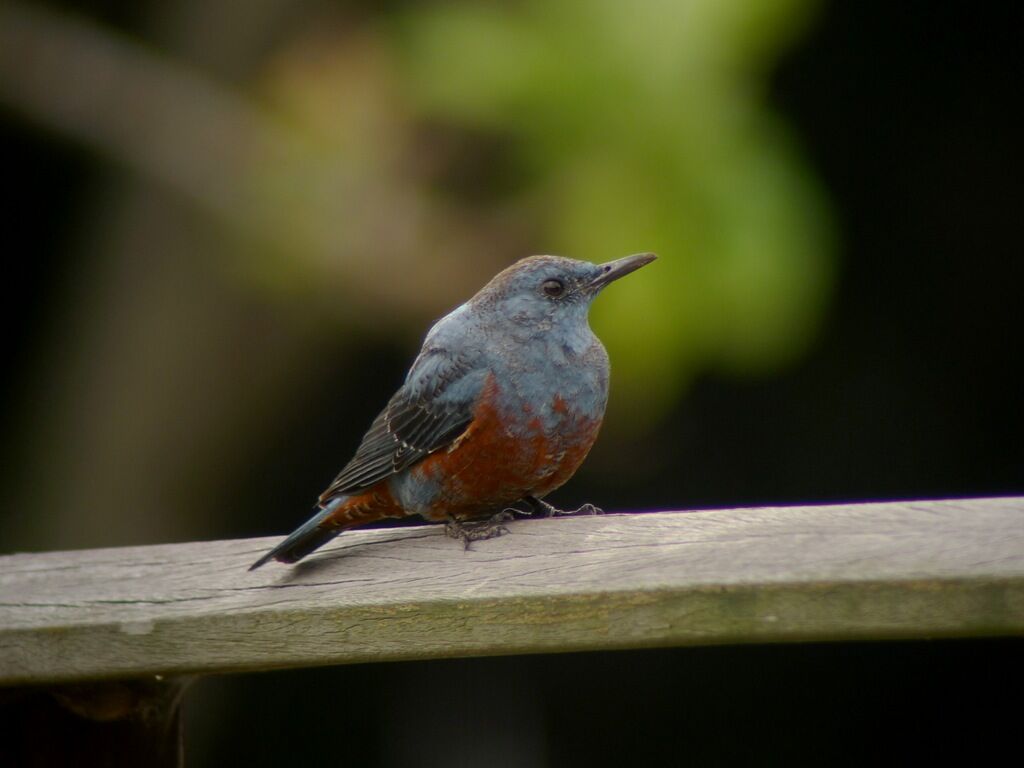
1 498 1022 686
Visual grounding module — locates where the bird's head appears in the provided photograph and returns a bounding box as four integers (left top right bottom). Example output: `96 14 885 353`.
472 253 656 331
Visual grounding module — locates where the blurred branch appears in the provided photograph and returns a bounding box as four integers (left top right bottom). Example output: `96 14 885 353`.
0 0 274 220
0 1 511 321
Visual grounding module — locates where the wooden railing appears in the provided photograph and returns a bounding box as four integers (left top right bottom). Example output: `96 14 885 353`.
2 497 1022 765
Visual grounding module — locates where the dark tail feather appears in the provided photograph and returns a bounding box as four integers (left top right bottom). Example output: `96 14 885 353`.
249 502 341 571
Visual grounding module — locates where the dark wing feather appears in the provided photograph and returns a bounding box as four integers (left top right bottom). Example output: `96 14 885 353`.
318 352 482 503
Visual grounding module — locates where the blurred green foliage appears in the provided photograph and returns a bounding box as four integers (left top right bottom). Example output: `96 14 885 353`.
1 0 834 426
394 0 834 420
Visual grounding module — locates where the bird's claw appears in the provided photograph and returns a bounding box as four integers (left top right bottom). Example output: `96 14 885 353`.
446 511 514 551
523 496 604 517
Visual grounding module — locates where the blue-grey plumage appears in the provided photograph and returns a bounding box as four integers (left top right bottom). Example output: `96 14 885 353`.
250 252 656 570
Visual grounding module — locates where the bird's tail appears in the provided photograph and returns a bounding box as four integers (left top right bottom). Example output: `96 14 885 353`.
249 500 343 571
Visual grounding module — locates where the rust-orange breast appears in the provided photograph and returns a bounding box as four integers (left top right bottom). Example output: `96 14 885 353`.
410 379 603 520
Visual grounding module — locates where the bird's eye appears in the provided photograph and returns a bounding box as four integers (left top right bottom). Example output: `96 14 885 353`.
542 279 565 297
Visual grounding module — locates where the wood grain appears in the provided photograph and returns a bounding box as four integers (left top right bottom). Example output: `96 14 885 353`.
2 498 1022 686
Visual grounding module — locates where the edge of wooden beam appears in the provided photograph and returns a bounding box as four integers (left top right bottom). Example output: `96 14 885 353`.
2 497 1023 685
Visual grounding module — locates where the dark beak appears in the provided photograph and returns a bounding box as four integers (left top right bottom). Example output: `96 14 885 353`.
588 252 657 291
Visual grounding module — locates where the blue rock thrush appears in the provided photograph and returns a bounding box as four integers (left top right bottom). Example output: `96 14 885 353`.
250 252 656 570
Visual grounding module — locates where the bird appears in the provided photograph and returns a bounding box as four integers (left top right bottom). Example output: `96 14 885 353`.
250 252 656 570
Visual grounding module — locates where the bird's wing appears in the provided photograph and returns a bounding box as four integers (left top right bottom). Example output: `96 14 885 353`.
318 349 488 503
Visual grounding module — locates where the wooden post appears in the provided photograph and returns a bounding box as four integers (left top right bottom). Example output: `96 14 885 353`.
0 677 188 767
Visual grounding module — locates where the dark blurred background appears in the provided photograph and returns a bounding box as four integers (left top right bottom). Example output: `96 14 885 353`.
1 1 1021 765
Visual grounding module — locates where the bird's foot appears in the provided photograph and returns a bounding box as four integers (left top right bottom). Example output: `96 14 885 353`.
445 512 514 551
523 496 604 517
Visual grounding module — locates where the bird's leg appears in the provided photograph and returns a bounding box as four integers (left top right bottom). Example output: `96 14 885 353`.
445 511 515 551
522 496 604 517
